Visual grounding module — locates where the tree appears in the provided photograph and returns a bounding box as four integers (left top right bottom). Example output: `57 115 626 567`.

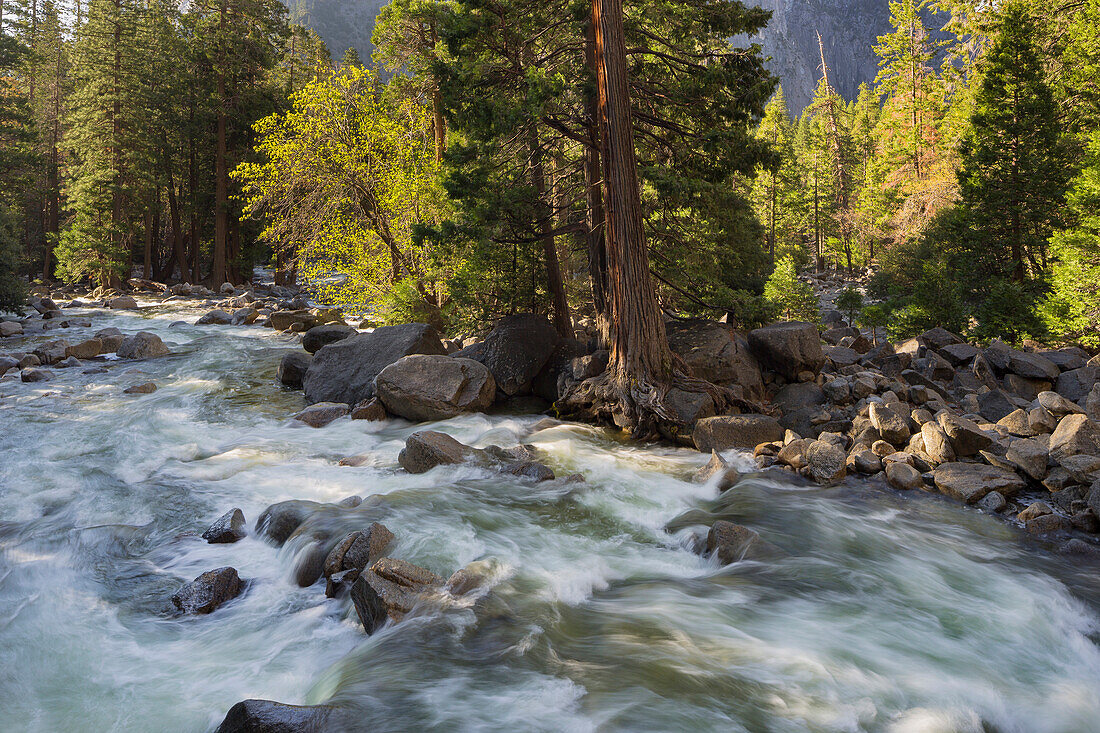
750 86 801 264
955 0 1069 283
763 255 818 322
836 286 863 324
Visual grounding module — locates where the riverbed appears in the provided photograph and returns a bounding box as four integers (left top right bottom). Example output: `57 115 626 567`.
1 302 1099 732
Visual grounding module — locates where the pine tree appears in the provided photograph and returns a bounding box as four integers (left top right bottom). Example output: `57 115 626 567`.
751 86 802 265
956 0 1069 283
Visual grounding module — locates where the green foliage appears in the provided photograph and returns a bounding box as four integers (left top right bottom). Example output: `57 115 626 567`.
763 256 819 323
723 289 779 331
835 286 863 324
972 278 1045 343
0 204 27 312
857 303 889 345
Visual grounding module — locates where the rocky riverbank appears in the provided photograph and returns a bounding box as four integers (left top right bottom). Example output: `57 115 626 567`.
4 274 1100 730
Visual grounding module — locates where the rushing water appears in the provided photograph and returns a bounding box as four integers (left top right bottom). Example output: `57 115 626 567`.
2 302 1100 733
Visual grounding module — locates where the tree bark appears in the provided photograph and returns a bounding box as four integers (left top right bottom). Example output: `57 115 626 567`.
211 0 228 287
584 20 609 341
528 125 573 338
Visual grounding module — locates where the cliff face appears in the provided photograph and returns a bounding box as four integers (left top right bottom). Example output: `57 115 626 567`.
286 0 890 114
744 0 892 113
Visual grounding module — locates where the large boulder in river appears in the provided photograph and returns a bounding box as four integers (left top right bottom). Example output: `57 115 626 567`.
202 508 246 544
108 295 139 310
117 331 169 359
706 521 773 564
302 323 356 354
350 557 443 634
276 351 311 389
398 430 476 473
453 314 560 397
256 500 323 545
171 566 242 614
665 320 763 398
747 322 824 380
215 699 337 733
932 462 1026 504
303 323 446 406
375 355 495 421
324 524 394 581
692 414 784 452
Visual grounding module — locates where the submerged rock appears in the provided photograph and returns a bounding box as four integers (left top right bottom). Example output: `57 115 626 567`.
294 402 349 428
214 699 336 733
123 381 157 394
202 508 246 544
20 368 52 383
324 523 394 584
171 566 242 614
693 451 741 490
256 500 323 545
398 431 475 473
350 557 443 634
706 521 774 564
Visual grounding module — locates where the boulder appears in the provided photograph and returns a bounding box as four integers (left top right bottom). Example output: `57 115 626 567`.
693 451 741 490
350 558 443 634
886 461 924 491
937 412 992 457
123 382 157 394
324 524 395 580
977 491 1007 513
214 699 336 733
805 440 846 484
202 508 246 544
692 414 785 452
303 323 445 406
666 320 763 398
117 331 169 359
0 321 23 337
276 352 312 389
20 368 52 382
294 402 349 428
706 521 774 564
350 397 387 421
302 323 356 354
1004 437 1048 480
231 308 259 325
375 355 495 421
398 431 475 473
453 314 560 397
196 309 232 325
938 342 979 366
268 310 318 332
998 409 1035 437
293 543 328 587
1038 391 1085 417
503 461 556 482
171 567 242 614
976 389 1017 422
1055 367 1098 403
256 500 322 545
932 463 1027 504
1017 501 1052 523
921 421 956 464
1026 514 1073 535
869 402 910 445
823 346 860 367
1007 350 1060 381
1049 414 1100 464
851 449 883 474
108 295 139 310
747 322 825 380
65 339 102 360
531 338 588 402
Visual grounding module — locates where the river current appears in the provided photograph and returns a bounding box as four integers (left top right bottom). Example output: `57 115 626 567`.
2 301 1100 732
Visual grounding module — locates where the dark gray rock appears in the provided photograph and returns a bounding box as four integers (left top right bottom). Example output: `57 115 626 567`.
20 367 52 382
503 461 556 482
747 322 825 380
398 431 475 473
294 542 328 587
938 342 979 366
256 500 323 545
293 402 349 427
977 389 1018 422
350 557 443 634
324 524 395 579
303 323 445 406
171 567 242 614
453 314 561 397
1007 350 1060 381
276 352 312 389
202 508 246 543
197 309 233 325
1056 366 1098 403
214 699 335 733
302 323 356 354
666 320 764 398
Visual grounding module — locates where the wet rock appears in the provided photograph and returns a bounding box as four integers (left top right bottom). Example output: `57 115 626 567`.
20 367 52 382
214 699 335 733
171 566 242 614
1049 414 1100 464
1026 513 1072 535
123 381 157 394
256 500 322 545
294 402 350 428
108 295 139 310
453 314 560 397
747 321 825 380
197 309 232 325
375 355 495 421
693 451 741 490
202 508 246 544
302 323 356 354
350 397 387 421
294 542 328 587
117 331 169 359
692 414 784 452
805 440 846 484
977 491 1007 512
399 430 475 473
1017 501 1052 523
706 521 774 564
276 351 312 389
65 338 102 360
324 524 395 580
503 461 555 482
937 412 993 457
303 323 445 406
933 462 1026 504
350 557 443 634
886 461 923 491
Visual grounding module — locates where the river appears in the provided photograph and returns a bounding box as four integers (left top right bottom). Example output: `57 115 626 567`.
1 301 1099 732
